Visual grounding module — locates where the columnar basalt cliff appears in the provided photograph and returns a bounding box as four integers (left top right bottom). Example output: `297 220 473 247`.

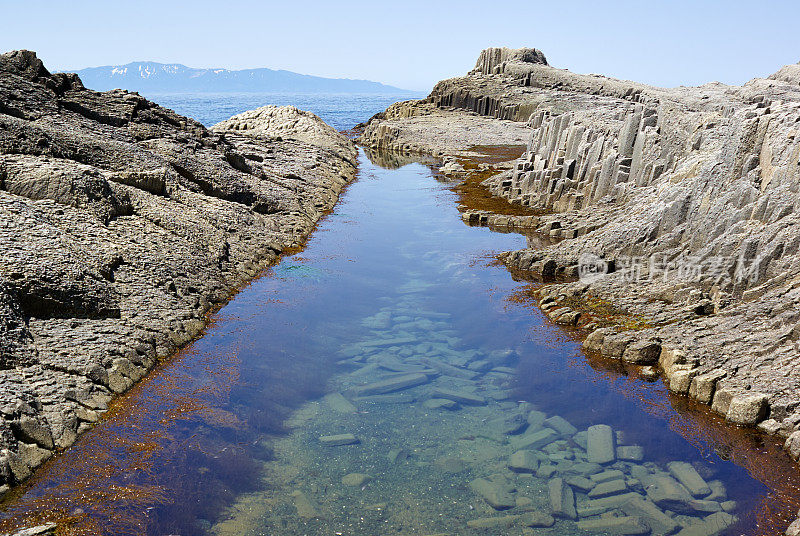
0 50 357 496
360 48 800 529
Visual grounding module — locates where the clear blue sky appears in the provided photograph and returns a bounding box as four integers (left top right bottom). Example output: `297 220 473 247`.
1 0 799 92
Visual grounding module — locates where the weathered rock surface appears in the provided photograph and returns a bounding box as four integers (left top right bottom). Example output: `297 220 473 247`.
360 46 800 533
0 50 357 493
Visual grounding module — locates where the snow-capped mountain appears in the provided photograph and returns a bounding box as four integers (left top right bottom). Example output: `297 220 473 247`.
68 61 414 94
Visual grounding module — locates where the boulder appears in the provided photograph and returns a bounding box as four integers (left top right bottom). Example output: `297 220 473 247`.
785 431 800 461
645 474 694 511
622 339 661 364
354 373 429 396
587 424 616 464
431 387 486 406
620 496 680 536
667 462 711 498
520 511 556 527
508 450 540 473
470 474 516 510
544 415 578 436
588 478 628 498
511 428 558 450
548 477 577 520
725 392 769 425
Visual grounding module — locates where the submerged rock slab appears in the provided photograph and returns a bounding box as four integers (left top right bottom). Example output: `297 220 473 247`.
470 474 516 510
319 434 359 446
587 424 616 464
431 387 486 406
354 373 430 396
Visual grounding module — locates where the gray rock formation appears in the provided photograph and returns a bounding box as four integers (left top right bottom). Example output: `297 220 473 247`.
473 47 548 75
359 47 800 534
0 50 357 496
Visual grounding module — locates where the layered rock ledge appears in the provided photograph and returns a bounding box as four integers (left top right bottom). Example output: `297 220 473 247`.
360 47 800 530
0 50 357 496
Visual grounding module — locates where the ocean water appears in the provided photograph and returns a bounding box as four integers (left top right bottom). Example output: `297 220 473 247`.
145 92 424 129
0 99 799 536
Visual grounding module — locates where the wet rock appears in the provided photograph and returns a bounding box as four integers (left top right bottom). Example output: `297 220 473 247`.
674 511 737 536
667 462 711 498
787 513 800 536
341 473 372 487
511 428 558 450
602 333 635 358
587 424 616 464
324 392 357 414
620 496 680 536
548 477 577 520
725 392 769 425
591 469 626 483
705 480 728 502
387 448 409 464
573 431 589 450
9 525 57 536
520 511 555 527
622 339 661 365
785 431 800 461
527 410 547 428
757 419 782 435
536 464 558 479
689 370 726 405
584 492 644 512
508 450 540 473
431 387 486 406
470 474 516 510
566 475 596 492
419 357 478 379
687 499 722 513
583 328 609 353
319 433 359 446
588 478 628 498
486 410 528 437
645 474 694 511
544 415 578 436
435 456 467 473
577 516 650 535
422 398 459 410
291 490 321 518
354 373 429 396
711 388 735 415
617 446 645 461
569 461 602 476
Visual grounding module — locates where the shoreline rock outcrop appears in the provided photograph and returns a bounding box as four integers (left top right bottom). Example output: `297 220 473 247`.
0 50 357 497
359 47 800 534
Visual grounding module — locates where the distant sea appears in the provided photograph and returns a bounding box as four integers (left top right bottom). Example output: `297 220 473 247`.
145 92 425 130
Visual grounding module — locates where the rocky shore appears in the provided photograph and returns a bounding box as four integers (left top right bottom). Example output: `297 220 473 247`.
360 47 800 534
0 50 357 499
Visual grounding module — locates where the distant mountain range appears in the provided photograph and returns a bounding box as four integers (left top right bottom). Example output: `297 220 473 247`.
68 61 417 94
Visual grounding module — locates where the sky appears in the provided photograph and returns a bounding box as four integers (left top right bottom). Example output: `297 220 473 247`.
1 0 799 92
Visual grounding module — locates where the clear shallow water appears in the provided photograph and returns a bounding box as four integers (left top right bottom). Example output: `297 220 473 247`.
1 149 799 536
144 92 423 129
